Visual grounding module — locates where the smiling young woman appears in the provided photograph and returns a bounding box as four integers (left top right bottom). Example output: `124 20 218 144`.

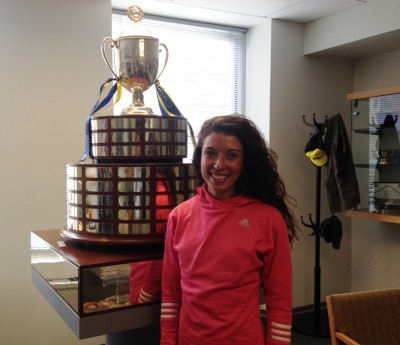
161 114 301 345
200 131 244 200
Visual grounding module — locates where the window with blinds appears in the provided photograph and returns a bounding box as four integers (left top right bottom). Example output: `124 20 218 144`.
111 10 246 160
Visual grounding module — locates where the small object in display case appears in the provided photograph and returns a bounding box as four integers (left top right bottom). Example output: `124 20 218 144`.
373 182 400 210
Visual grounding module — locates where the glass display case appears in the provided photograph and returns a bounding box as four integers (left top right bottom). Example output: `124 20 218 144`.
31 229 164 339
346 86 400 224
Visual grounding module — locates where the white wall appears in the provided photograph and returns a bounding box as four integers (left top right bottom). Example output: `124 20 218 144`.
246 18 354 309
353 50 400 90
245 20 271 140
246 0 400 308
350 49 400 291
268 20 353 307
304 0 400 55
0 1 111 344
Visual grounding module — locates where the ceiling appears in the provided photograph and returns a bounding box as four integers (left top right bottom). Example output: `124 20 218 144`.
112 0 400 59
112 0 369 27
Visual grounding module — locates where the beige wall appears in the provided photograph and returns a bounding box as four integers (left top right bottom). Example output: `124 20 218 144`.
304 0 400 56
245 20 271 139
0 0 111 344
268 20 353 307
247 1 400 308
247 7 400 308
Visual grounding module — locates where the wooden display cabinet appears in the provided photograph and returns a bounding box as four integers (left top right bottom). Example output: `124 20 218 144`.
31 229 163 339
346 85 400 224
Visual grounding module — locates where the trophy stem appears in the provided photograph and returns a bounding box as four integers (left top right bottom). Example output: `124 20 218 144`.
122 86 154 115
132 86 145 107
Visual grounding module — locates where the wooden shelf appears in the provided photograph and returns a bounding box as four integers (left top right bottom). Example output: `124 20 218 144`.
345 209 400 224
353 128 379 134
353 128 400 135
347 85 400 100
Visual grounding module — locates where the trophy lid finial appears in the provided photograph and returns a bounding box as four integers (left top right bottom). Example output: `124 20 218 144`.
127 5 144 23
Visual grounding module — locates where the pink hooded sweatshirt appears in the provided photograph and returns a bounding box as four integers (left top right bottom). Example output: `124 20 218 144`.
161 185 292 345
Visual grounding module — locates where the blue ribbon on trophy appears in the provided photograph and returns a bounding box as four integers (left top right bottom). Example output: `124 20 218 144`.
80 78 122 161
155 80 196 148
79 77 193 162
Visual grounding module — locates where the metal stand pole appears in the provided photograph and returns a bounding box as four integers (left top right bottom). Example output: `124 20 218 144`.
293 115 331 337
293 167 330 337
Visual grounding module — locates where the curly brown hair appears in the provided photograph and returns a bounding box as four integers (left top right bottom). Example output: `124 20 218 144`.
192 114 300 244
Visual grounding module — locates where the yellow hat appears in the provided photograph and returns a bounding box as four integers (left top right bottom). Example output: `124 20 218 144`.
306 148 328 167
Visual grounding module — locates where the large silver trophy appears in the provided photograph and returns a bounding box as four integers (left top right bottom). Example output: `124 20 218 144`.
101 5 168 114
62 5 193 246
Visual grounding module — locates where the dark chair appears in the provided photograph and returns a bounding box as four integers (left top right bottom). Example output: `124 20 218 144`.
326 287 400 345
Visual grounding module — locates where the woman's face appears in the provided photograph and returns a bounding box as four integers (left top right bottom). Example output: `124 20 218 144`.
201 131 244 200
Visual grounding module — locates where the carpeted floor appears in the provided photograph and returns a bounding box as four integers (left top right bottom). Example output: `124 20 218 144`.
102 311 333 345
292 330 331 345
292 308 332 345
100 327 332 345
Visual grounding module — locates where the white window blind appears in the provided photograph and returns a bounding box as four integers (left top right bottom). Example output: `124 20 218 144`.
111 10 246 159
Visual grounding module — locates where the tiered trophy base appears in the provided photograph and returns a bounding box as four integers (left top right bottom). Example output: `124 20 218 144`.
64 162 196 245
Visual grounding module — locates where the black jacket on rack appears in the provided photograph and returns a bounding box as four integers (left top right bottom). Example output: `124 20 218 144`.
323 113 360 213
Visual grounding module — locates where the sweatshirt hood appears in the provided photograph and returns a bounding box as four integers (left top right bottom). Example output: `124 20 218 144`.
197 184 259 209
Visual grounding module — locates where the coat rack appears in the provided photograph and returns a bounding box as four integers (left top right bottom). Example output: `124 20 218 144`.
293 114 330 338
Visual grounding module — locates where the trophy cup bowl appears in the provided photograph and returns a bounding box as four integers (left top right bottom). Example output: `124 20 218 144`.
102 35 168 115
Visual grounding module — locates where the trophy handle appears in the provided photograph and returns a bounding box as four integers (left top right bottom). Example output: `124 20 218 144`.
156 43 169 80
101 37 119 79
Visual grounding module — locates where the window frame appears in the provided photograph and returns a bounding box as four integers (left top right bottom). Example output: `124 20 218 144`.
111 10 247 158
